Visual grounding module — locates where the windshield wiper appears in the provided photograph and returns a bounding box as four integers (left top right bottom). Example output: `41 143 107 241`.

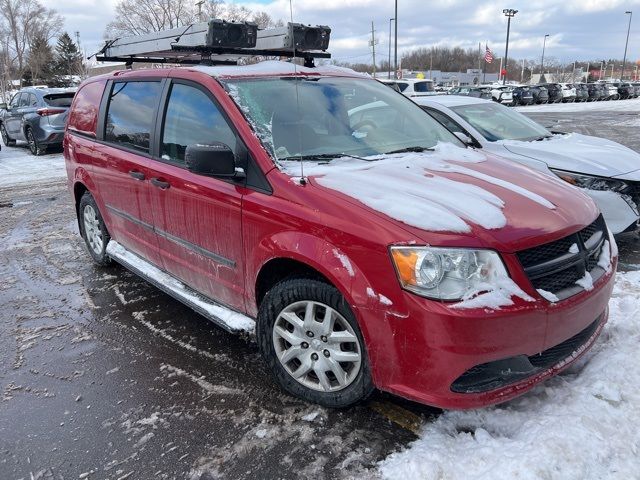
280 153 370 161
534 134 553 141
385 146 434 154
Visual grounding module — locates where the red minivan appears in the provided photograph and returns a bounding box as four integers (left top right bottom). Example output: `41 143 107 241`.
64 61 616 409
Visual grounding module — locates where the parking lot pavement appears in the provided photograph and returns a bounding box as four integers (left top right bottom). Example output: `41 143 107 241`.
0 145 423 480
1 104 639 480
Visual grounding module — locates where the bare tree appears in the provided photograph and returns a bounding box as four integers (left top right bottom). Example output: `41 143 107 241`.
0 0 62 87
106 0 197 37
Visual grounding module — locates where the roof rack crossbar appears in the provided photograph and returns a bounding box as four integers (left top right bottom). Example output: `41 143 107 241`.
94 20 332 67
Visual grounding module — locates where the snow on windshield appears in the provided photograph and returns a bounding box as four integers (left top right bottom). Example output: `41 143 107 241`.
280 142 555 233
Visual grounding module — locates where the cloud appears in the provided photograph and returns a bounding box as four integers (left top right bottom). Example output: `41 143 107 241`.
47 0 640 67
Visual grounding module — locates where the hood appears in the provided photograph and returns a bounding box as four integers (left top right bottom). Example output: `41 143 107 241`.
501 133 640 178
279 143 598 253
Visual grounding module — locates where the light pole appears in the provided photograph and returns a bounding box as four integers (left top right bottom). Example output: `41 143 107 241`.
388 17 394 79
540 34 549 79
195 0 205 22
502 8 518 85
394 0 398 79
622 11 633 80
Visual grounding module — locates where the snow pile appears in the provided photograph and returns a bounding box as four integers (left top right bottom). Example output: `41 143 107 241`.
379 271 640 480
516 97 640 113
0 145 65 188
281 144 555 234
451 275 534 310
537 288 560 303
575 271 594 291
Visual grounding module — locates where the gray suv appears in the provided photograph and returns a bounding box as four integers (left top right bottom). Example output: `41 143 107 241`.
0 87 76 155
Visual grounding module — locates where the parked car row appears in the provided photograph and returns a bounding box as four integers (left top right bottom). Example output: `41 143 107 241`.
446 81 640 106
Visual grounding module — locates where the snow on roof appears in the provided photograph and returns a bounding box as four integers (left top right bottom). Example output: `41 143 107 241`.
192 60 367 79
413 95 491 108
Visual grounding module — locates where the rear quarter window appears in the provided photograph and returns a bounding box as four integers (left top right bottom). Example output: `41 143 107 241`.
68 81 105 137
104 81 162 154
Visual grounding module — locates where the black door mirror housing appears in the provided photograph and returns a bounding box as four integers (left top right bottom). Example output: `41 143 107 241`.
185 142 244 178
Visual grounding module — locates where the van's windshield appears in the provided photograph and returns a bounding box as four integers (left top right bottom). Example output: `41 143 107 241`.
222 76 462 161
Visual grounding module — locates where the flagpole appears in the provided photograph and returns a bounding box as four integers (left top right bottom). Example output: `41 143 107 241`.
483 43 487 83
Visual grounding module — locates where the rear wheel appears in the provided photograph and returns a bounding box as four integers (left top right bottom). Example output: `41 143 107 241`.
1 123 15 146
79 192 112 266
257 277 374 408
26 127 45 156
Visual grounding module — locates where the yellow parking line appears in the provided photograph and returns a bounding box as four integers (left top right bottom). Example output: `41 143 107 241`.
368 400 423 435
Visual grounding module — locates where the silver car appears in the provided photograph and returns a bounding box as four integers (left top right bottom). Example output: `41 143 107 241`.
0 87 76 155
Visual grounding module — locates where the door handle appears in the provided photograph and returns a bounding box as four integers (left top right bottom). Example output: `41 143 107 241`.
129 170 145 181
150 178 170 189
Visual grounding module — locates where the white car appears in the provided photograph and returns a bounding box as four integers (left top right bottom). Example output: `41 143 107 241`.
380 78 438 97
413 95 640 234
601 82 621 101
484 84 513 105
559 83 577 103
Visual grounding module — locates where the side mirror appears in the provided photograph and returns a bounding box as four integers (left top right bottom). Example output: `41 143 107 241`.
453 131 474 146
185 142 244 179
0 103 8 110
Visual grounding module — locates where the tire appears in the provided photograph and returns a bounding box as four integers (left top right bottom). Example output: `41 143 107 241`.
78 192 112 266
26 127 45 156
1 123 15 146
257 277 374 408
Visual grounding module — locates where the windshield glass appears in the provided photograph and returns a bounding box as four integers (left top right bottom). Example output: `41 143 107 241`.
222 76 462 160
451 102 550 142
413 81 434 92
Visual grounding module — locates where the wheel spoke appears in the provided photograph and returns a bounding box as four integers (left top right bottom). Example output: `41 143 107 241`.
319 308 335 336
274 325 303 346
327 330 357 345
279 345 303 364
292 356 313 379
302 302 316 330
279 311 304 330
330 350 360 363
314 367 332 391
326 357 348 386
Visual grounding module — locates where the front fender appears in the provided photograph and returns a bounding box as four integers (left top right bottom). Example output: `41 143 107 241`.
252 231 382 314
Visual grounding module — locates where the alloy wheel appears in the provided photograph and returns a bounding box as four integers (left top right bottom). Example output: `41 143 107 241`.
272 300 362 393
27 129 37 155
83 204 104 255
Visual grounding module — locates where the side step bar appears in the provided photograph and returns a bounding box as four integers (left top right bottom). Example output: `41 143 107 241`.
106 241 255 333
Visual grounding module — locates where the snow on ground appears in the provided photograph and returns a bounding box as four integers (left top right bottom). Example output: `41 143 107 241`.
0 144 65 188
379 270 640 480
516 97 640 113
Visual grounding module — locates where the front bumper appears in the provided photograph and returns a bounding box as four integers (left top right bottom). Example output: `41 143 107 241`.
362 254 616 410
585 189 639 234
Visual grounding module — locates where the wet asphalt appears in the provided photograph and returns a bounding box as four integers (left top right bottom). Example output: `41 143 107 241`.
1 109 639 480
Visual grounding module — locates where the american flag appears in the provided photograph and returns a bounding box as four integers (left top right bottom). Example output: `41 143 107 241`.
484 45 494 64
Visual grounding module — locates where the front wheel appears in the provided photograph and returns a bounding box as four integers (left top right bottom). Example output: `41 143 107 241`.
1 123 15 146
79 192 112 266
257 278 374 408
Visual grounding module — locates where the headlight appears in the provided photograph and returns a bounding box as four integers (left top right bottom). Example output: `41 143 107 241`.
549 169 629 193
390 246 510 300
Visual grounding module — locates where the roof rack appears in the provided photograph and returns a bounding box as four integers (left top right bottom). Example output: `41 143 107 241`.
93 20 332 67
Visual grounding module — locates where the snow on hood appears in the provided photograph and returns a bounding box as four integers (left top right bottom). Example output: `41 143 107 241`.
500 133 640 179
281 142 555 234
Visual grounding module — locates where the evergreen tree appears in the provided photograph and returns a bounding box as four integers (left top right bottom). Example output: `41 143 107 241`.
53 32 83 87
26 32 55 86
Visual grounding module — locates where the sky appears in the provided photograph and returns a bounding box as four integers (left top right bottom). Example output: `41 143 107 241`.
43 0 640 67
